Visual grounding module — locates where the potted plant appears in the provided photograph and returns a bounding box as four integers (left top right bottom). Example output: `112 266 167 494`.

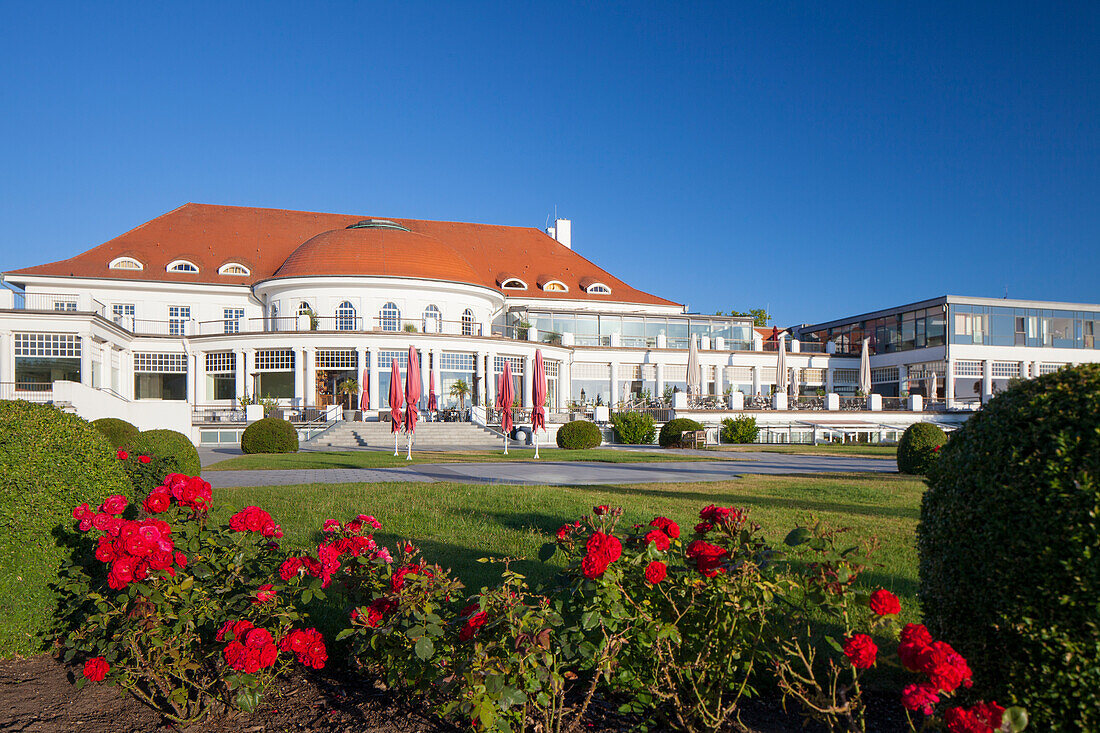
337 378 359 420
450 379 469 411
515 320 532 339
404 323 418 333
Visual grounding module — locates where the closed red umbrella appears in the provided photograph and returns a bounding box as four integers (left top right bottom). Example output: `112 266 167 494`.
427 367 437 411
500 361 514 455
404 346 421 440
532 350 547 459
359 368 369 413
494 371 503 410
389 358 403 455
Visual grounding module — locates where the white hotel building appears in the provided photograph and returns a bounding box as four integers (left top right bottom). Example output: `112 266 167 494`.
1 203 1097 446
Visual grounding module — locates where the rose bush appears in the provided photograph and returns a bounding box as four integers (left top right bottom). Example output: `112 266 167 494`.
54 473 329 722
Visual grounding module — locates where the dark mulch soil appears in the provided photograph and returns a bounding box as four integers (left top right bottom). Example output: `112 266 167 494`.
0 654 910 732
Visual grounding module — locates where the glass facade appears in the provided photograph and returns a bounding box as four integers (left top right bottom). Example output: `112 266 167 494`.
950 305 1100 349
527 312 752 350
802 306 947 355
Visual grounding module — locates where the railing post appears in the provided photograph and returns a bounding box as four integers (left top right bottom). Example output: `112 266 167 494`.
866 393 882 411
825 393 840 411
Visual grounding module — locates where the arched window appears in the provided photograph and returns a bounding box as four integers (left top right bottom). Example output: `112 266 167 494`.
501 278 527 290
297 301 313 316
423 304 441 333
218 262 250 276
336 301 357 331
166 259 200 273
380 302 400 331
109 256 143 271
586 282 611 294
542 281 568 292
462 308 475 336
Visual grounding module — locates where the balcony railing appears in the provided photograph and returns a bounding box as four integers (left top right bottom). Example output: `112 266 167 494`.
0 382 54 402
189 316 486 337
191 404 332 425
16 293 107 318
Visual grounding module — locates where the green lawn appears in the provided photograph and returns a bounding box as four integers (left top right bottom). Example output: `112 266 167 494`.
205 448 731 471
717 444 898 458
212 472 923 623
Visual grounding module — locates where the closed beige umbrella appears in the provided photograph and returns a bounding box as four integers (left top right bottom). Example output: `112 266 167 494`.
776 336 788 394
859 338 872 395
686 333 701 399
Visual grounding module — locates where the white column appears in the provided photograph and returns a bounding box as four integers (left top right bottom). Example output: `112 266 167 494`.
1031 360 1041 380
944 360 955 407
523 354 533 408
305 348 317 407
194 350 205 404
655 362 665 399
752 365 761 396
560 360 570 410
368 346 379 410
235 349 246 402
825 365 834 393
715 361 724 398
897 364 908 396
982 359 993 403
486 352 497 406
609 361 618 406
79 333 91 386
293 347 306 406
244 348 256 399
0 331 9 384
124 350 135 400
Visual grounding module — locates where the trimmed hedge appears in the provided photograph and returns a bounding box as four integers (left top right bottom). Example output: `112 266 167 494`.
658 418 704 448
130 429 201 477
918 364 1100 730
0 401 130 656
240 417 300 454
610 412 656 444
896 423 947 475
720 416 759 444
91 417 139 449
556 420 602 450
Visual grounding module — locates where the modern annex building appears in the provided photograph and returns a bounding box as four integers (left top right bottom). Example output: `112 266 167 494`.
1 203 1098 446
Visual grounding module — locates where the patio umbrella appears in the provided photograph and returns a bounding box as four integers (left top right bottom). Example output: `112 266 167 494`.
359 368 369 414
859 338 872 396
789 366 800 399
499 361 514 455
926 371 938 402
776 336 788 395
531 350 547 459
389 359 403 455
404 346 421 459
494 372 503 410
427 367 437 411
686 333 701 400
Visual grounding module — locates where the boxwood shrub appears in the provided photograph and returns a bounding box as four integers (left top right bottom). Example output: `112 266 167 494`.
0 401 130 656
556 420 602 450
610 412 656 444
918 364 1100 730
896 422 947 474
130 429 201 477
240 417 300 454
720 415 759 444
91 417 139 449
658 418 704 448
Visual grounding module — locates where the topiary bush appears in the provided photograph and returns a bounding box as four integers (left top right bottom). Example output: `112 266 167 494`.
896 422 947 474
91 417 139 449
721 415 759 444
0 401 131 656
130 429 201 477
240 417 300 454
918 364 1100 730
610 412 656 444
555 420 602 450
658 418 704 448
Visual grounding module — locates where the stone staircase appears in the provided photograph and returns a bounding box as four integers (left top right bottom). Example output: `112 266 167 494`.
304 420 523 450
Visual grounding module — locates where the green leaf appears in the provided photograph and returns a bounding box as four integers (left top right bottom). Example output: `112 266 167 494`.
502 686 526 709
302 589 313 604
414 636 435 661
335 628 355 641
581 611 599 630
825 636 844 653
784 527 811 546
538 542 557 563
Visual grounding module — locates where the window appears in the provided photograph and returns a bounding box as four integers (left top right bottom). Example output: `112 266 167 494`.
112 303 134 325
255 349 295 399
501 278 527 290
439 352 475 408
166 260 199 273
423 305 441 333
223 308 244 334
955 360 983 377
586 283 611 294
542 281 568 292
168 306 190 336
14 334 81 387
336 301 357 331
109 256 143 271
205 352 237 400
134 352 188 400
315 349 358 369
298 301 313 316
378 350 408 408
380 302 400 331
53 300 77 312
992 361 1021 378
218 262 250 276
256 349 294 370
461 309 475 336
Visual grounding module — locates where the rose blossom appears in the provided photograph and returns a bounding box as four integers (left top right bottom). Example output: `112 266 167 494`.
139 455 151 464
643 529 670 551
898 623 933 671
83 657 110 682
685 540 728 577
918 641 973 693
253 584 277 604
142 490 171 514
649 516 681 538
842 633 877 669
116 449 128 460
869 588 901 616
581 532 622 579
593 505 610 516
901 682 941 715
644 561 667 584
459 611 488 641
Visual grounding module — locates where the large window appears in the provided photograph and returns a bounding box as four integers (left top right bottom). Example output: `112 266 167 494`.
423 305 441 333
168 306 190 336
206 352 237 400
439 352 475 408
112 303 134 325
14 333 81 387
570 362 609 405
134 352 188 400
380 302 400 331
336 301 357 331
223 308 244 334
378 350 409 408
493 356 525 407
254 349 295 399
462 309 475 336
315 349 359 406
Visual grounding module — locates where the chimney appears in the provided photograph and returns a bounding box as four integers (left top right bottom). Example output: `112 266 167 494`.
546 218 572 249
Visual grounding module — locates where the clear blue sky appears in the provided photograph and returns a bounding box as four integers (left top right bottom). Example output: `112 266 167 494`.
1 1 1097 325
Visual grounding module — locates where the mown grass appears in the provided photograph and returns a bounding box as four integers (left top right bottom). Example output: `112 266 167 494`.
204 448 731 471
717 444 898 458
211 472 924 623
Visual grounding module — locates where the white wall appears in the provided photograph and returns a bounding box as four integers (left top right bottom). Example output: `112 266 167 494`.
52 380 193 435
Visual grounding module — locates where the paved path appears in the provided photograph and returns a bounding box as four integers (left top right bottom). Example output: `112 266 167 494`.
206 452 894 489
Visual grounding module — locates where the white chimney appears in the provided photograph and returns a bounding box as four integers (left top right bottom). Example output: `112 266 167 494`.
546 218 572 249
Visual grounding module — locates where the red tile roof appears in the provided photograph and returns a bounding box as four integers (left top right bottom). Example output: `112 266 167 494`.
7 203 679 307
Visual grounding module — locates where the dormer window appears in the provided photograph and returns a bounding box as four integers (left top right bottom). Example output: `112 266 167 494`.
586 284 611 294
218 262 250 276
542 281 568 292
109 256 143 271
502 279 527 290
166 260 199 273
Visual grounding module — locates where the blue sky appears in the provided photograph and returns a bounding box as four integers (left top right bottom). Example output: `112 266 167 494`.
1 1 1097 325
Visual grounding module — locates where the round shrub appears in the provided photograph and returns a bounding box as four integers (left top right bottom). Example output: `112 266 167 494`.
91 417 139 449
610 412 656 444
130 429 201 477
0 401 130 655
721 415 759 444
556 420 602 450
240 417 300 454
658 418 704 448
918 364 1100 730
896 422 947 474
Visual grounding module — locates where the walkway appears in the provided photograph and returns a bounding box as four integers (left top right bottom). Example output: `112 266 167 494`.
205 452 894 489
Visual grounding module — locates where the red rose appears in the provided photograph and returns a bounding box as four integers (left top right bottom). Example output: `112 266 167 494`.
142 490 170 514
694 521 712 534
685 540 728 577
869 588 901 616
593 505 609 516
99 495 128 516
918 641 972 693
83 656 109 682
556 524 573 541
842 633 877 669
174 551 187 568
72 503 91 521
139 455 151 464
253 584 276 604
699 504 740 526
901 682 941 715
581 532 622 579
279 628 326 669
107 557 135 589
279 556 303 581
898 623 933 671
116 449 129 460
322 519 341 533
459 611 489 641
643 529 670 551
649 516 680 538
644 561 667 584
